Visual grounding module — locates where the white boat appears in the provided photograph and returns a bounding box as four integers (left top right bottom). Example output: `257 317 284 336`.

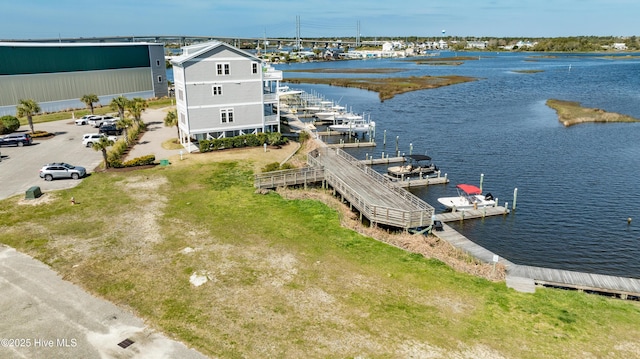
329 115 375 134
387 154 438 178
437 184 496 211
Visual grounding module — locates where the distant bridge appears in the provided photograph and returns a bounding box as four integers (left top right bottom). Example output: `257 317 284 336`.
0 35 372 49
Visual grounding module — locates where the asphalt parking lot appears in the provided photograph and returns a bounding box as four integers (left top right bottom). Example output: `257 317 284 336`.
0 119 105 200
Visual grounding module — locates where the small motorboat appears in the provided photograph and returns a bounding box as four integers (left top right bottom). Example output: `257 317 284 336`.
437 184 496 211
387 154 438 178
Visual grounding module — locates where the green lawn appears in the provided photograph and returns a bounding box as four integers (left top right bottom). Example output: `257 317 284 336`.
1 160 638 358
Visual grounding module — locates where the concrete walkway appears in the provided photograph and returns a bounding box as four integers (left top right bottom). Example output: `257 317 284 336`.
125 107 185 162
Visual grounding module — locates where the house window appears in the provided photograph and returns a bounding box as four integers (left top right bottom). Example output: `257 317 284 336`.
157 75 163 83
221 108 234 123
178 89 184 101
216 63 230 75
212 85 222 96
180 112 186 124
252 62 258 74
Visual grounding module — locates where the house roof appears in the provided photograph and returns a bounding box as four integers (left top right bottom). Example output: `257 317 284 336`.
171 40 261 66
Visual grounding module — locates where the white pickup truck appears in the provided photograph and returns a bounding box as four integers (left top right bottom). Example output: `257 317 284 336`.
82 133 118 147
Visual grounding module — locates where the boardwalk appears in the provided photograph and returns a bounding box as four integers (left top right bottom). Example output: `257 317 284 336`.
432 222 640 298
308 147 434 229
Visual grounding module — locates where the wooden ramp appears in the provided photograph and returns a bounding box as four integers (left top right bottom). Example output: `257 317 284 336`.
508 265 640 299
431 222 513 266
308 147 434 229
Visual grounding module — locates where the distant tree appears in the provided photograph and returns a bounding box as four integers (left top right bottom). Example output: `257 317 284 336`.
16 99 41 133
92 136 115 169
164 109 179 139
80 94 99 114
110 96 130 122
127 97 148 122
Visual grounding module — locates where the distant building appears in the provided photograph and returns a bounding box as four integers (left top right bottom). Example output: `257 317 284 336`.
613 43 628 50
466 41 488 49
0 42 168 116
171 41 283 152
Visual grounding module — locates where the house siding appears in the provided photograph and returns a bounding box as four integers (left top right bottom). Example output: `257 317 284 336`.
171 41 282 150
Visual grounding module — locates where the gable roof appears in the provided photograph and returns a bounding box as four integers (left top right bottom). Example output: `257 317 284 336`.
171 40 260 66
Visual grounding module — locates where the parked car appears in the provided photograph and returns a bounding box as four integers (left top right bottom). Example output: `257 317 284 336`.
39 162 86 181
100 116 119 126
75 115 99 125
88 116 105 127
98 124 123 136
82 133 117 147
0 133 33 147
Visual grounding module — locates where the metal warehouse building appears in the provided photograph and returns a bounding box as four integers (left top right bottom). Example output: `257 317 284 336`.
0 42 169 116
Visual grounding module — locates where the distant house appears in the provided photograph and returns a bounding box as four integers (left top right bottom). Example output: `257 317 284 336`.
171 41 283 152
466 41 488 49
613 43 627 50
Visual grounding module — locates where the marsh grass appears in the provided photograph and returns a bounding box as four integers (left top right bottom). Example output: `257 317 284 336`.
1 157 639 358
547 99 640 126
283 75 477 101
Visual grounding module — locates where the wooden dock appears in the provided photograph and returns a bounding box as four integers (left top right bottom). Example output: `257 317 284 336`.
432 222 640 298
359 156 405 165
327 141 377 148
435 206 510 222
508 265 640 299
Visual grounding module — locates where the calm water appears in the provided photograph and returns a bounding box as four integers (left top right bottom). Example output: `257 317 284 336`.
275 52 640 279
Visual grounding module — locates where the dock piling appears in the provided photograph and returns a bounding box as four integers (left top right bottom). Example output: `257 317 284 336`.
513 188 518 210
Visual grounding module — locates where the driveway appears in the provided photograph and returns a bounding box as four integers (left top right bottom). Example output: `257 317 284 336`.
0 107 183 201
0 119 105 200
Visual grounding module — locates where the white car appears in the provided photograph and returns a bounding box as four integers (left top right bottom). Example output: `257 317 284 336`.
82 133 118 147
75 115 99 125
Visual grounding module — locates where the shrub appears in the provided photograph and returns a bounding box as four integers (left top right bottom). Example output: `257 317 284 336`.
124 154 156 167
261 162 295 172
0 115 20 134
199 132 288 153
299 131 309 143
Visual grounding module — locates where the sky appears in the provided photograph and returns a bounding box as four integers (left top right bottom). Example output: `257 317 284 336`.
3 0 639 40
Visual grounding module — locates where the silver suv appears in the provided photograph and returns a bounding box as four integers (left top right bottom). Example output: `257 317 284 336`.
39 162 86 181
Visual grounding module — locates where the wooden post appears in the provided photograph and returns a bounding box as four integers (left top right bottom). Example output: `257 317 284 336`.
513 188 518 210
480 173 484 192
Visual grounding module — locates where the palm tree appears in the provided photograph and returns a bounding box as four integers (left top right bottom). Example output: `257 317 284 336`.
127 97 148 122
164 110 179 139
116 117 133 144
92 136 114 169
80 94 99 114
110 96 129 123
16 99 41 133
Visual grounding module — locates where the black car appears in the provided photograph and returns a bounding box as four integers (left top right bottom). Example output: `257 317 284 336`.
98 125 122 136
0 133 33 147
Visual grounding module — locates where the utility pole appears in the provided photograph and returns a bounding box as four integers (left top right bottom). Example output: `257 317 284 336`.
295 15 301 51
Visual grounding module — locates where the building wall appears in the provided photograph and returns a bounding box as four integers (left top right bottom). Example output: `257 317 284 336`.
0 43 168 116
179 45 264 134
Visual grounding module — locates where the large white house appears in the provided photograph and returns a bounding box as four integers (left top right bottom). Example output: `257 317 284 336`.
171 41 283 152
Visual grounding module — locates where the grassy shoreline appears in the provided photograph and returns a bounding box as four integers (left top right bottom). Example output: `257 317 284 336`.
547 99 640 126
1 145 639 358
